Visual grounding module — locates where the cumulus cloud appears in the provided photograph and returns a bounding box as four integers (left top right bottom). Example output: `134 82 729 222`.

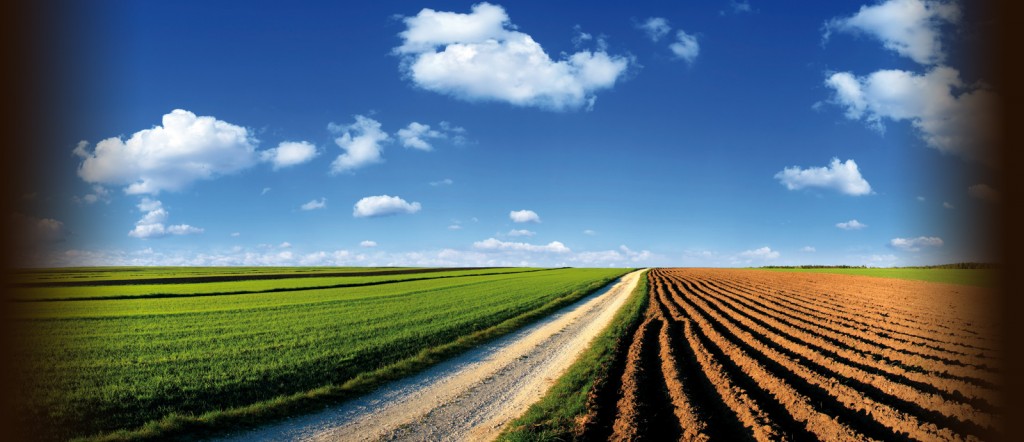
801 246 817 252
473 237 570 253
353 195 422 218
13 213 66 243
836 219 868 230
394 3 632 111
968 184 998 202
279 242 292 249
260 141 318 170
571 245 655 266
638 17 671 41
430 178 454 186
774 158 872 196
360 240 378 248
509 209 541 223
824 67 996 162
329 115 390 174
669 30 700 63
824 0 960 65
583 229 597 236
739 246 780 260
75 109 258 195
301 197 327 211
396 122 443 151
730 1 753 14
128 198 203 239
890 236 943 251
507 229 535 237
448 224 463 230
943 201 954 209
75 185 110 205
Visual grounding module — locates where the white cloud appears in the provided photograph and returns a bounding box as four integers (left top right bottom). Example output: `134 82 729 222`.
619 245 653 262
509 209 541 223
128 198 203 239
774 158 872 196
396 122 444 151
669 30 700 63
890 236 943 251
261 187 271 196
836 219 868 230
279 241 292 249
76 185 110 205
230 232 241 237
329 115 390 174
824 0 960 65
968 184 998 202
301 197 327 211
395 3 632 111
638 17 671 41
507 229 535 237
360 240 378 248
430 178 454 186
13 214 66 243
801 246 817 252
824 67 996 162
75 109 258 195
739 246 780 260
916 195 926 201
731 1 753 14
353 195 422 218
448 224 463 230
260 141 318 170
943 201 954 209
583 229 597 236
473 237 570 253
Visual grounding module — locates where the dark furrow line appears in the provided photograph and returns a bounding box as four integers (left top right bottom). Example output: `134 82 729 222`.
658 276 818 441
701 278 998 391
716 277 994 354
710 278 998 377
697 278 996 413
682 276 997 440
730 278 992 347
12 267 554 288
15 269 556 303
667 276 908 442
651 280 753 441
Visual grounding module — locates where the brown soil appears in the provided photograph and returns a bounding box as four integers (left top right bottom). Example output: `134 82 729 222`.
586 268 1000 441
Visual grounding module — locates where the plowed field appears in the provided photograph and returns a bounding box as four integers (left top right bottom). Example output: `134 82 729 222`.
583 268 1000 441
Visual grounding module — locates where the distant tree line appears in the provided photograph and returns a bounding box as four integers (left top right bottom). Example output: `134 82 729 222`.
900 262 998 269
759 262 997 269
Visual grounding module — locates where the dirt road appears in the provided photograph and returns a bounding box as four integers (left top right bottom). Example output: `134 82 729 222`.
219 269 645 442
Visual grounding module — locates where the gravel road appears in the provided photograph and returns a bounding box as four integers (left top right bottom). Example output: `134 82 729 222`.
217 269 644 442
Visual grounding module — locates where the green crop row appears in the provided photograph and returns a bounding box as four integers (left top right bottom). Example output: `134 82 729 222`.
13 267 628 441
14 267 544 301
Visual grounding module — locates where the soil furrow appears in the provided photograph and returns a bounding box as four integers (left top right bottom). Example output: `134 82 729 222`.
700 278 998 406
671 275 964 441
683 276 996 438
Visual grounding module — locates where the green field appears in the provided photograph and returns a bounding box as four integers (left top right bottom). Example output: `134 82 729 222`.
760 267 996 287
12 266 629 441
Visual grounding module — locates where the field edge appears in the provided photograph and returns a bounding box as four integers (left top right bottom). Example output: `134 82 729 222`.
497 269 651 441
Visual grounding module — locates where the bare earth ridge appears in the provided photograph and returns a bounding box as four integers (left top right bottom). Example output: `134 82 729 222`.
219 269 645 442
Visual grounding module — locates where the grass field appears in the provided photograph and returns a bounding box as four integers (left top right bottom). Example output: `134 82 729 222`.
12 266 629 441
760 267 996 287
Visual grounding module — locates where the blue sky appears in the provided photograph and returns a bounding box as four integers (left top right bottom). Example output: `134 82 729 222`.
23 0 998 267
